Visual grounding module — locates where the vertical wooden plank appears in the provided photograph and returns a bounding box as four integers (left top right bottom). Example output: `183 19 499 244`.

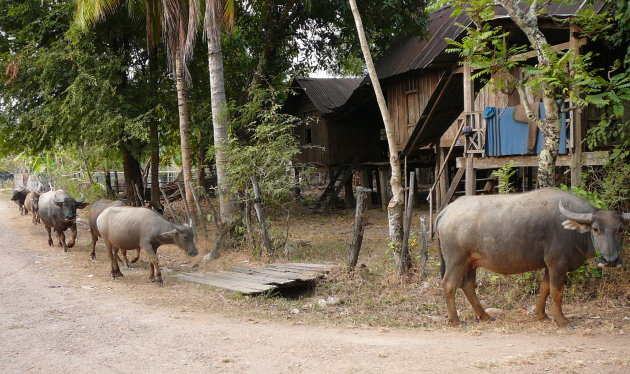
465 156 475 196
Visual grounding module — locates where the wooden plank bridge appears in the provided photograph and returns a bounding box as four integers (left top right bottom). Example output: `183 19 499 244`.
175 263 335 294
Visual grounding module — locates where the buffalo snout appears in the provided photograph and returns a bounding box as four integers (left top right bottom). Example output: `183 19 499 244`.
187 246 199 257
597 255 622 268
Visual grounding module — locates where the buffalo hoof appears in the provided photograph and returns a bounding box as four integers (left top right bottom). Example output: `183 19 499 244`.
63 248 69 253
536 314 550 321
111 270 124 279
90 254 96 261
67 242 75 249
48 239 53 247
125 264 132 269
152 278 164 286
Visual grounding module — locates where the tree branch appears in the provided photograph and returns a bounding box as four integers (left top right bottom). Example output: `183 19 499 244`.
561 105 579 113
513 78 544 127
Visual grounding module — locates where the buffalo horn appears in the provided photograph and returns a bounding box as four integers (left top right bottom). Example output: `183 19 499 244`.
53 193 65 204
75 192 85 203
558 200 592 224
623 213 630 222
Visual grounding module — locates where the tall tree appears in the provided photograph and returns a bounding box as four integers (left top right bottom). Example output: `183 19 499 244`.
76 0 198 208
203 0 237 223
348 0 405 265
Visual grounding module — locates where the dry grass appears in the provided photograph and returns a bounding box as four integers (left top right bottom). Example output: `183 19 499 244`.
5 188 629 334
169 199 630 334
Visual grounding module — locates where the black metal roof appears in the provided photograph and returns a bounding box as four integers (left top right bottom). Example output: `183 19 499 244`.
288 77 363 115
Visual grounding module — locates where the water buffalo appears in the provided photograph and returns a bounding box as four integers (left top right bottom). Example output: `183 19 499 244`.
436 188 629 327
24 192 40 224
97 206 198 285
88 199 139 266
38 190 89 252
11 188 30 215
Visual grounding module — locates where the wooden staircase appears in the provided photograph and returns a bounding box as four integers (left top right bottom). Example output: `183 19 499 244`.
440 168 497 209
310 158 358 213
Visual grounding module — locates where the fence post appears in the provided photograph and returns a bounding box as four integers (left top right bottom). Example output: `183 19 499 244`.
348 186 371 270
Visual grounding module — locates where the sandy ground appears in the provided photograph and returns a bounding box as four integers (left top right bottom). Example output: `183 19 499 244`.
0 197 629 374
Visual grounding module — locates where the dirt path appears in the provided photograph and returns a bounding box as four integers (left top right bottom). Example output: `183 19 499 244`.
0 198 628 374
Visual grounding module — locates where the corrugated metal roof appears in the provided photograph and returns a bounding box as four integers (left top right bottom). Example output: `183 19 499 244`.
293 77 363 115
375 1 605 81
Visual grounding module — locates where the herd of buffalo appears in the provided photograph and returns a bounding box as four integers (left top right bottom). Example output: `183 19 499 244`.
8 186 630 327
10 188 197 285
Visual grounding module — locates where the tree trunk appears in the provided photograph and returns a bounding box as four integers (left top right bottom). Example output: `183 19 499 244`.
121 145 144 206
349 0 405 264
498 0 562 187
537 95 561 187
148 51 161 210
174 46 195 209
206 0 237 223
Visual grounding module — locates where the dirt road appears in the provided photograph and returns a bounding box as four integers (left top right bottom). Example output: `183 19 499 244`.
0 198 628 373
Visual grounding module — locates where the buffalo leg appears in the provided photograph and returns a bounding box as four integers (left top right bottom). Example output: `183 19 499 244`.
118 249 130 268
129 250 140 264
67 224 77 248
90 231 98 260
107 242 124 279
549 268 569 327
461 268 491 321
46 226 54 247
442 259 467 326
535 268 550 321
143 243 162 285
56 230 69 252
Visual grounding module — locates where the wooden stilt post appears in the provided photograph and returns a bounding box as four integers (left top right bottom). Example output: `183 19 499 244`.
378 168 389 211
344 176 355 209
399 171 415 278
358 169 372 209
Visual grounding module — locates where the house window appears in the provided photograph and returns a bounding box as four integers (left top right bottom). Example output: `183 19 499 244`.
306 128 313 144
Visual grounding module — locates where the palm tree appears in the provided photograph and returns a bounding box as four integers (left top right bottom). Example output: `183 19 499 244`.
75 0 197 209
203 0 237 223
348 0 405 267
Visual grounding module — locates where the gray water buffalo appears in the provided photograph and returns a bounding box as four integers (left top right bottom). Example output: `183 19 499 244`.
24 192 40 224
11 188 30 215
38 190 89 252
97 206 198 285
436 188 629 327
88 199 139 267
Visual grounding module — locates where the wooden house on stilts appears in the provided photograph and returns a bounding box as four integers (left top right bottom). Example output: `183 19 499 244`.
284 2 624 213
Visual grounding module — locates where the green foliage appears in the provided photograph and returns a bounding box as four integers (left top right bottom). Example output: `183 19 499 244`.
558 184 608 210
224 87 310 206
585 69 630 161
492 161 517 194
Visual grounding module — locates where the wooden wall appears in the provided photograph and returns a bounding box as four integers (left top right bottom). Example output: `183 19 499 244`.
292 93 384 167
440 77 521 146
292 97 331 166
383 70 445 151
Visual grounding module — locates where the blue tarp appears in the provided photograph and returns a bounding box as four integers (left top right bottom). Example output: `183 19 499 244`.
485 104 568 157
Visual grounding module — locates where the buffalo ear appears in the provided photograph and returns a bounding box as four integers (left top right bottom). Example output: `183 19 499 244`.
562 220 591 233
158 229 178 242
76 202 89 209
